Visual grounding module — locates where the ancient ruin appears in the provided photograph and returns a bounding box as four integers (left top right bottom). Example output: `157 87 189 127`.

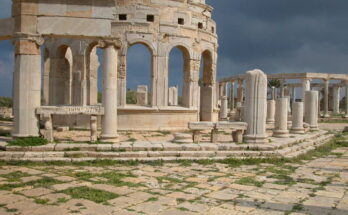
0 0 347 162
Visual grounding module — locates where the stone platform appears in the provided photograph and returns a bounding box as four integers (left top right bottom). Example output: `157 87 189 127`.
0 130 334 162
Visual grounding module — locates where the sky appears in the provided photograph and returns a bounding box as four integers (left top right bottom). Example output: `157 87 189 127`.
0 0 348 97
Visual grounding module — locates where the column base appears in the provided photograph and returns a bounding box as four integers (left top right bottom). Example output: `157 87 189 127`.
273 130 290 138
290 128 305 134
100 134 119 143
323 114 330 118
243 134 269 144
266 120 275 124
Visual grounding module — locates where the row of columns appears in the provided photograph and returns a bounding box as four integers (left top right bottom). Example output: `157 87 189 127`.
220 78 348 120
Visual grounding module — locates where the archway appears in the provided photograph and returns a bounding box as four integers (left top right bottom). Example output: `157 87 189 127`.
86 43 103 105
199 50 214 121
168 46 190 107
126 43 152 106
49 45 72 105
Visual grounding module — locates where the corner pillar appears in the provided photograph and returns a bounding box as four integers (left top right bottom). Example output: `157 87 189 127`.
12 36 43 137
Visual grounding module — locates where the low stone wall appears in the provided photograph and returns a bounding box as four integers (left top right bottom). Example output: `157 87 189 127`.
0 107 13 119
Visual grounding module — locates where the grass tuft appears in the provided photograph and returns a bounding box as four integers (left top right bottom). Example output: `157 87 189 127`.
62 186 119 203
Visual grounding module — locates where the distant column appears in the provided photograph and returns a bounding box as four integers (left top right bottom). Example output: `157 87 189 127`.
280 80 285 97
229 81 235 111
237 79 244 104
244 69 268 144
304 91 319 130
332 86 340 115
345 81 348 118
266 100 276 124
100 43 119 142
271 86 276 100
323 79 330 118
291 102 305 134
220 96 228 120
273 98 289 138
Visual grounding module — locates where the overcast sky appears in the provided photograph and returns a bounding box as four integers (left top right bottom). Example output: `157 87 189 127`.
0 0 347 97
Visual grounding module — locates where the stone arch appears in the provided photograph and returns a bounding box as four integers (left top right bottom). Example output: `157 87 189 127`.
49 45 73 105
167 45 192 107
85 42 102 105
200 49 214 121
125 41 154 106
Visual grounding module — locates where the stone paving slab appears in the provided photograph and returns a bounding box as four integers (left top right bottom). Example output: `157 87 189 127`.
0 135 347 214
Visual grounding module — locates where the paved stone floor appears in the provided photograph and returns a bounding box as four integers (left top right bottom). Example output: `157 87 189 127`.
0 139 347 215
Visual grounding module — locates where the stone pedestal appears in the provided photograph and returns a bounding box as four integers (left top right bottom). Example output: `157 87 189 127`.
42 114 53 142
220 96 228 120
304 91 319 130
100 45 118 142
12 38 42 137
291 102 305 134
266 100 275 124
273 98 289 138
323 79 330 118
137 85 148 106
243 69 268 144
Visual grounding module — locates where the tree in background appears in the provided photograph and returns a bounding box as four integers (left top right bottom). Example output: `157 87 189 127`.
0 97 12 107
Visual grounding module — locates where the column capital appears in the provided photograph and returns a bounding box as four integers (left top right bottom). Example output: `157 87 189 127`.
97 38 122 49
12 33 44 55
12 33 44 46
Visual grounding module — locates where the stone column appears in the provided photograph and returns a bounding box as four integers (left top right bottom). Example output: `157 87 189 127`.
237 79 244 105
291 87 296 103
291 102 305 134
273 98 289 138
266 100 275 124
271 86 276 100
243 69 268 144
280 80 285 97
100 44 119 142
323 79 330 118
304 91 319 130
229 81 235 110
302 79 311 102
220 96 228 120
333 86 340 115
12 36 43 137
345 81 348 118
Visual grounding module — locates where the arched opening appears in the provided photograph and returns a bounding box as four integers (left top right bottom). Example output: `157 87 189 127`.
86 43 103 105
49 45 72 105
168 46 190 107
0 40 13 101
199 50 214 121
126 43 152 106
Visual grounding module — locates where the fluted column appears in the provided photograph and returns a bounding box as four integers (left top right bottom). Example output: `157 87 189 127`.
100 43 119 142
220 96 228 120
323 79 330 118
229 81 235 111
244 69 268 144
237 79 244 104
